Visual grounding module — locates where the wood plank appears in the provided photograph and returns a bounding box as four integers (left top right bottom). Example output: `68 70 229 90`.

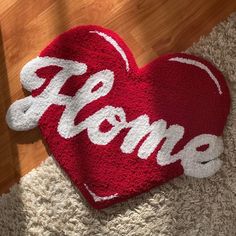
1 0 236 194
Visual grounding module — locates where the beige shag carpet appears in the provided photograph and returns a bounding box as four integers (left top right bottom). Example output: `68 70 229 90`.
1 14 236 236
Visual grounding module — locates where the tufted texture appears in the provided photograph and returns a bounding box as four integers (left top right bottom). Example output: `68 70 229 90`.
0 13 236 235
6 25 230 208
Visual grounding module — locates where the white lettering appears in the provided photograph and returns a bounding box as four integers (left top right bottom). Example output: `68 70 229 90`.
6 56 224 178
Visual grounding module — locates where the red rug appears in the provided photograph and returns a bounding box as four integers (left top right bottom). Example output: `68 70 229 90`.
6 25 230 209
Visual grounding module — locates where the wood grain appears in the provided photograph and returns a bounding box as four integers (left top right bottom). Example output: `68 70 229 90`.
1 0 236 194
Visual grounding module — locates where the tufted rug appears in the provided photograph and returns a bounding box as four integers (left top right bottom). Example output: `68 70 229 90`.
6 25 230 209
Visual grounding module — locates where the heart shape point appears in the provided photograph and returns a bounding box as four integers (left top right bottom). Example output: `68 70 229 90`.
6 25 230 209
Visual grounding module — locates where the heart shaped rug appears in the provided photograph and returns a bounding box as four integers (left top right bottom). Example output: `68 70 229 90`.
6 25 230 209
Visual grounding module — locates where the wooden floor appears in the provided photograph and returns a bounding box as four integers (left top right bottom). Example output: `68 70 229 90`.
1 0 236 194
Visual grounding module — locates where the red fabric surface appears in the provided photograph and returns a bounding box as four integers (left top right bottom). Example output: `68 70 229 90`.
31 26 230 209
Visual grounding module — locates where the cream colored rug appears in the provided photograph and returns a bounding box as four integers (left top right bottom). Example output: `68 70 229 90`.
1 14 236 236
